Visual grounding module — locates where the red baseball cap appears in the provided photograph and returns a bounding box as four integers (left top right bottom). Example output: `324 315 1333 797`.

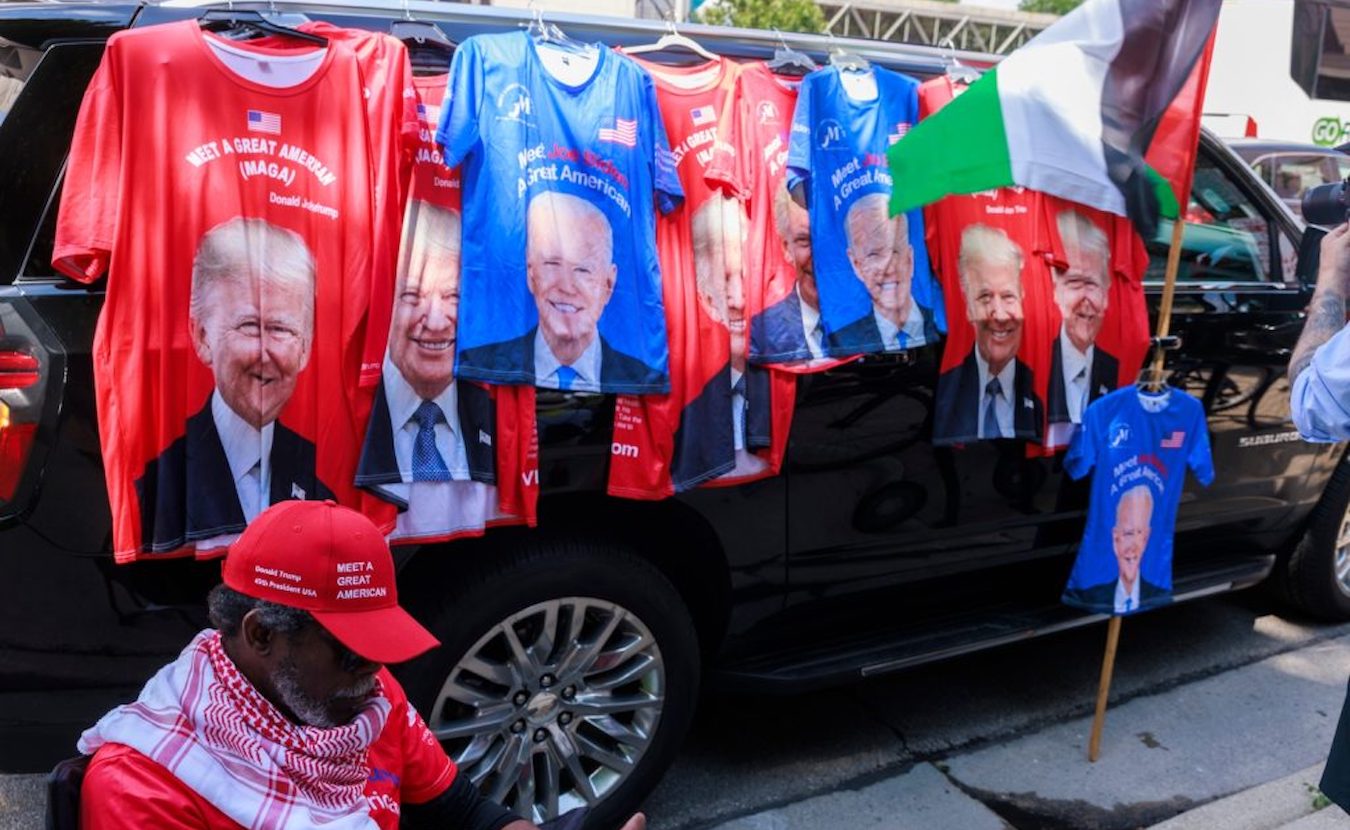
222 500 439 664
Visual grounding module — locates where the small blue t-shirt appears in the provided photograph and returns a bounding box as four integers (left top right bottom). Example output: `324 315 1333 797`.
437 32 683 394
785 65 943 358
1062 385 1214 616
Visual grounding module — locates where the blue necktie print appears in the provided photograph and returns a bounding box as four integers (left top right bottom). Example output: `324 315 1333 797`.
983 377 1002 439
556 366 578 391
411 400 451 482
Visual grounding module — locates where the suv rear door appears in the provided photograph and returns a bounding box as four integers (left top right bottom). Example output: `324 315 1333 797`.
0 7 134 527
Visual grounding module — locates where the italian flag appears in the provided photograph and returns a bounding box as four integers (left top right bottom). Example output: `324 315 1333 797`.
887 0 1221 237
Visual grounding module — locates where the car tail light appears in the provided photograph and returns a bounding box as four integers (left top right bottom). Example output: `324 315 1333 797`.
0 349 39 389
0 303 60 514
0 400 37 502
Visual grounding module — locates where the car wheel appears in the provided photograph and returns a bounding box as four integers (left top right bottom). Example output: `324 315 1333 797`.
398 541 700 827
1281 454 1350 620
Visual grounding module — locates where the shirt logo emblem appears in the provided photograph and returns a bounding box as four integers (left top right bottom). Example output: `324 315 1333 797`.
495 84 534 124
1109 422 1131 449
479 429 492 446
817 119 845 150
1161 430 1186 449
757 101 779 124
887 121 911 145
598 117 638 147
247 110 281 135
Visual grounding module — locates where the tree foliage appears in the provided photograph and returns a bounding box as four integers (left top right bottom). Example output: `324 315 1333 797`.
696 0 827 34
1018 0 1085 14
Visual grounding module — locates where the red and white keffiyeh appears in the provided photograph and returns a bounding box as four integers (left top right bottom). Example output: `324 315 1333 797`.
79 630 391 829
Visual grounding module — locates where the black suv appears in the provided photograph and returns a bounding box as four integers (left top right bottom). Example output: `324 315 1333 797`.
1 3 1345 826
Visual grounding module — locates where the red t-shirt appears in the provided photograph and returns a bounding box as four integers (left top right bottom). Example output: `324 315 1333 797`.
252 20 420 386
609 55 742 498
706 62 849 378
1040 196 1151 449
406 71 537 527
359 70 539 540
54 22 409 560
80 669 455 830
920 76 1056 447
408 73 460 211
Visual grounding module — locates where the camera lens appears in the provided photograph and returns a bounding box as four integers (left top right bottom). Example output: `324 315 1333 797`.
1302 180 1350 226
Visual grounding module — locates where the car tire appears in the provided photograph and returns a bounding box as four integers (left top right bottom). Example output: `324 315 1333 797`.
1279 454 1350 620
396 539 701 828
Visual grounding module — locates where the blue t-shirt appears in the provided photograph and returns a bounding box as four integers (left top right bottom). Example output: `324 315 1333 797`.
437 32 683 394
785 65 943 358
1062 386 1214 616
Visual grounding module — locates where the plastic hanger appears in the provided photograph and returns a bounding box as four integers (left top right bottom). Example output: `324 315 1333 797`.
765 27 816 76
825 30 869 72
939 38 981 85
526 3 588 55
624 17 718 61
199 0 327 45
391 0 454 75
946 56 981 84
1135 366 1169 394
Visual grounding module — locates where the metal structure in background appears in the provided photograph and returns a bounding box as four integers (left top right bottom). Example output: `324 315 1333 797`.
816 0 1055 54
635 0 677 21
532 0 1054 56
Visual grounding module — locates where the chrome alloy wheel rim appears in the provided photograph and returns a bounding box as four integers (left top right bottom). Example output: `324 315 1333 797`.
427 598 666 823
1336 504 1350 598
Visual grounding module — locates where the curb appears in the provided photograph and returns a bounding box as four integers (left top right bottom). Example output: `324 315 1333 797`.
1146 763 1338 830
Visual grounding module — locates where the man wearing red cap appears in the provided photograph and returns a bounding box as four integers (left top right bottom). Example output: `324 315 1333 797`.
77 500 645 830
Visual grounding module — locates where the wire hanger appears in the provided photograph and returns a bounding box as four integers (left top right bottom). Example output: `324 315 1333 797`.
391 0 454 74
824 29 869 73
199 0 326 45
939 36 981 85
624 14 718 61
765 27 816 76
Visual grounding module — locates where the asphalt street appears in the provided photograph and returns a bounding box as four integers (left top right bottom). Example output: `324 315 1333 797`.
3 588 1350 829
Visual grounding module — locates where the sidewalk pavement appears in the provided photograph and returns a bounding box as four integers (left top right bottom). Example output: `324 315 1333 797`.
7 632 1350 830
709 633 1350 830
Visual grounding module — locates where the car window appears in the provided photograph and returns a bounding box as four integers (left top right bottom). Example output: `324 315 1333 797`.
0 42 40 127
1145 151 1275 284
1273 153 1345 196
3 43 105 284
1254 158 1275 187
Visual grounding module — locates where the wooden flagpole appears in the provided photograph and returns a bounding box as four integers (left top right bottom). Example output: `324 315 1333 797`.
1087 211 1187 763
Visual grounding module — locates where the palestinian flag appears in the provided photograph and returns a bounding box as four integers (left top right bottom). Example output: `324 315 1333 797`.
887 0 1221 237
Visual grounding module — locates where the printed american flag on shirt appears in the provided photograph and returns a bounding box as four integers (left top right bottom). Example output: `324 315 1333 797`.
887 121 911 146
247 109 281 135
598 117 637 147
690 105 715 126
1161 430 1186 449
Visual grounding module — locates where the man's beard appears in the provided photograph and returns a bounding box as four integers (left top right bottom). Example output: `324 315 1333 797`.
272 656 377 728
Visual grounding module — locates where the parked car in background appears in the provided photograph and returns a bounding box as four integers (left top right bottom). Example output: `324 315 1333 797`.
1 3 1347 828
1229 138 1350 219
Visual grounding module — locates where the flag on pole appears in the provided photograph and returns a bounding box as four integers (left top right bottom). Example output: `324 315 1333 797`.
886 0 1222 237
1143 32 1217 218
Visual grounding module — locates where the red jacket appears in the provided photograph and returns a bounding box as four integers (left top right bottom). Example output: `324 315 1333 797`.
81 669 455 830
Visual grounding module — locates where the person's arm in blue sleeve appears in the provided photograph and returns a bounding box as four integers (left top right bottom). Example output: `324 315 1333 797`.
1290 223 1350 442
